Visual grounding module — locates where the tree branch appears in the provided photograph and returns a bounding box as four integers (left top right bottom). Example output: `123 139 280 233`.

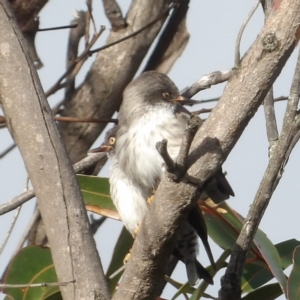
182 70 232 98
234 0 261 66
0 152 106 215
65 11 86 101
101 0 126 31
0 2 110 298
219 41 300 300
143 0 190 73
113 1 300 299
261 0 279 153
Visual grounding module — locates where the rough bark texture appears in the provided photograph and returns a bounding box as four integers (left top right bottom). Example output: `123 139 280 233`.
0 1 110 299
113 1 300 299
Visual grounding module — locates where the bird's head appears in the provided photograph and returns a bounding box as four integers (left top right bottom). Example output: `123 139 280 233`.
121 71 199 115
88 126 118 154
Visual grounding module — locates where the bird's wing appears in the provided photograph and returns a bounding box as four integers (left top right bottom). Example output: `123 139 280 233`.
204 169 235 203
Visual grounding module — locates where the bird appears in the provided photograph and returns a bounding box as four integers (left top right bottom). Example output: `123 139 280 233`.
116 71 234 204
114 71 234 285
90 125 214 285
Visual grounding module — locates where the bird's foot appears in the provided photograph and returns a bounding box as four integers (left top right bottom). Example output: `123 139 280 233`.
123 250 131 264
147 190 156 204
132 222 141 239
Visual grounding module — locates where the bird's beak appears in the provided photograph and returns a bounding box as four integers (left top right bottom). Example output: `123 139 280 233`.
88 144 112 154
172 95 201 106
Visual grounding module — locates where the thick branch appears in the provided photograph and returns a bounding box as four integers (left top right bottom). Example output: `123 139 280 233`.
143 0 190 73
101 0 126 31
114 1 300 299
0 2 110 299
219 43 300 300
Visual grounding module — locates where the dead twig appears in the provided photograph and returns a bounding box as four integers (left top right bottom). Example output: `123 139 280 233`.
234 0 261 66
37 24 78 31
88 1 177 55
45 25 105 98
182 70 232 98
0 152 107 215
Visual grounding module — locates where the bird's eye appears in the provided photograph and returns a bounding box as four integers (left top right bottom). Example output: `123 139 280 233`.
109 137 116 145
162 92 170 100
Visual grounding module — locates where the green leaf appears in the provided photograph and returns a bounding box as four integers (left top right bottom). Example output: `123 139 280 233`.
242 260 274 293
242 283 282 300
77 175 119 220
287 246 300 300
252 228 286 295
203 202 288 294
3 246 60 300
276 239 300 269
203 202 258 257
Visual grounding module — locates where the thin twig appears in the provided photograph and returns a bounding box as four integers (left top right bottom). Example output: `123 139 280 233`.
192 108 212 115
85 1 92 46
65 11 87 100
55 116 118 124
234 0 261 66
86 0 97 36
88 1 177 55
0 206 21 254
0 116 118 127
182 70 232 98
37 24 78 32
13 208 40 256
108 265 125 280
0 280 75 289
0 177 30 254
156 139 176 173
45 26 105 98
0 153 107 215
0 143 16 158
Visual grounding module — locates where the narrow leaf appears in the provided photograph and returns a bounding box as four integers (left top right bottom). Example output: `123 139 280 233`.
3 246 60 300
287 246 300 300
77 175 120 219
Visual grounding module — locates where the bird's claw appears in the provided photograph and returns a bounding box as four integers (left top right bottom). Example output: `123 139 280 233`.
147 190 156 204
123 251 131 264
132 222 141 239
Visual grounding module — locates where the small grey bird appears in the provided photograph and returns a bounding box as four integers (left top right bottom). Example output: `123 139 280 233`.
116 71 234 203
112 71 234 285
91 126 214 285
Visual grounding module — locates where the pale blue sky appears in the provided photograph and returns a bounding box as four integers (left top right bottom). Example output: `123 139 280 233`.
0 1 299 299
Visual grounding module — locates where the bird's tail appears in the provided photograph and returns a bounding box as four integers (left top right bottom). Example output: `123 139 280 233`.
175 222 213 286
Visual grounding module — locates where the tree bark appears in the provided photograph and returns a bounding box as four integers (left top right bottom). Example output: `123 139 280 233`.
0 1 110 299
